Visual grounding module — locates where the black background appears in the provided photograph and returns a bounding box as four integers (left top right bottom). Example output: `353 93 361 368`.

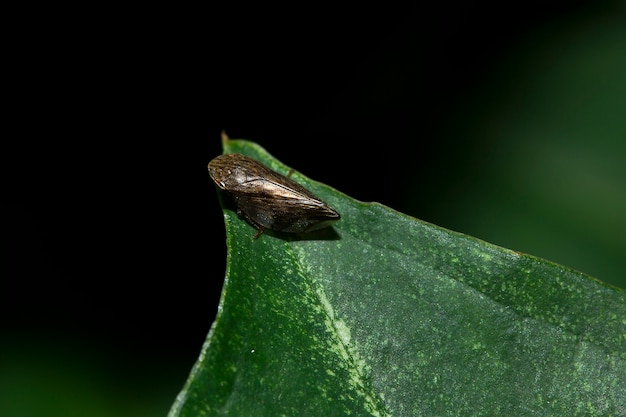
3 1 618 412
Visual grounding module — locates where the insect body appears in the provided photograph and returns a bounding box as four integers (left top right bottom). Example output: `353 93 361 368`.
208 153 340 238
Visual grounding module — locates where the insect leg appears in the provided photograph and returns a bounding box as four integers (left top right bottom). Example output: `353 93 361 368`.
253 228 264 240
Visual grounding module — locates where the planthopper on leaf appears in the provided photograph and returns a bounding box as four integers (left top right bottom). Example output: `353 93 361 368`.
208 153 340 239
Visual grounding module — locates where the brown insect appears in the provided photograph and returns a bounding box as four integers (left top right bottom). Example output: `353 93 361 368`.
208 153 340 239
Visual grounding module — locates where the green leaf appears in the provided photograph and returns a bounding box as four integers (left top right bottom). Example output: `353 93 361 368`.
170 139 626 417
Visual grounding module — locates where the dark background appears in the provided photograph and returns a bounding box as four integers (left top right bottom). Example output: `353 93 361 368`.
3 2 625 416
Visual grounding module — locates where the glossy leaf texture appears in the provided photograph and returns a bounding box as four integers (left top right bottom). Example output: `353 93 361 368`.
170 139 626 417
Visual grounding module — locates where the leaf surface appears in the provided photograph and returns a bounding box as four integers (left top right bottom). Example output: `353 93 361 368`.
170 139 626 417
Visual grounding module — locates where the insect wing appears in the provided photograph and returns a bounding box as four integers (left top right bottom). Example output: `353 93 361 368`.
230 179 339 232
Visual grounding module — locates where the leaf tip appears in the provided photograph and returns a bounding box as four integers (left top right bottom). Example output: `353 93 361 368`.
221 130 230 149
